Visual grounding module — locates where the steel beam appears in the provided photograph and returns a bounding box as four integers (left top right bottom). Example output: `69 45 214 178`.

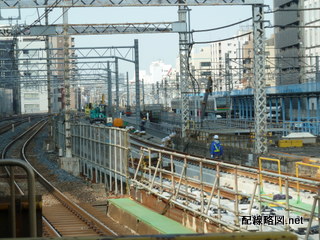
252 5 267 154
0 0 264 8
0 23 173 36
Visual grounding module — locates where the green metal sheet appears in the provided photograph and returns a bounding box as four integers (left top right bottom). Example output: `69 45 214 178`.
108 198 195 234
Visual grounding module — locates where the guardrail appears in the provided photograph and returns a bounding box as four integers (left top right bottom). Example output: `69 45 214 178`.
131 147 320 237
0 159 37 237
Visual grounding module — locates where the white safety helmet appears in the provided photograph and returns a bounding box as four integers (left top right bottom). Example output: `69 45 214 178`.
214 135 219 140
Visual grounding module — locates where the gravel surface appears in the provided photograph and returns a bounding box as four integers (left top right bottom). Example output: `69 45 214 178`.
0 120 39 153
31 127 136 236
31 127 108 205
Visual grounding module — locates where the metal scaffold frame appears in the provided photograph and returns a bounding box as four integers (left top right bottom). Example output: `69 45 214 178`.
131 147 320 236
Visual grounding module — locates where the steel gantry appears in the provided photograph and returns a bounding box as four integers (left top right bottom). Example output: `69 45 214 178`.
252 5 267 154
0 0 263 8
1 0 267 154
0 23 174 37
178 4 190 138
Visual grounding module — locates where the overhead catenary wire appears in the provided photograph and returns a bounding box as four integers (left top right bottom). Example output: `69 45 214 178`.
192 31 252 45
192 17 252 33
18 1 72 50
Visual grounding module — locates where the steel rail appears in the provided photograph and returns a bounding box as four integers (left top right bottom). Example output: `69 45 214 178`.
20 121 119 237
42 216 62 238
1 120 46 196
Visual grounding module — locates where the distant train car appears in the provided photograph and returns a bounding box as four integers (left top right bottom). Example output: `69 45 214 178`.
142 104 163 123
171 96 231 118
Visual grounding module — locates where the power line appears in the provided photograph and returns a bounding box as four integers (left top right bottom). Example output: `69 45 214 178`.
192 17 252 33
192 31 252 45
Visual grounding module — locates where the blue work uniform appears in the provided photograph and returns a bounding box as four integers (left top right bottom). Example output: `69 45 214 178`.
210 140 223 158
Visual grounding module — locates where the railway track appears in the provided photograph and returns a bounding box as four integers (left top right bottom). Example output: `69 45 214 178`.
1 119 118 237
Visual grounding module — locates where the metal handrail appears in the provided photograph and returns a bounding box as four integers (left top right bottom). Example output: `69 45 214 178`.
0 159 37 237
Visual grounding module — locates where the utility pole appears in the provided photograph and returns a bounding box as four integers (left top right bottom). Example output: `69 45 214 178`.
164 77 168 109
238 41 242 87
142 78 145 111
63 6 72 158
225 52 233 119
151 83 155 104
115 57 119 115
126 72 130 112
45 8 52 136
316 56 319 82
134 39 141 125
10 25 21 115
176 72 180 97
107 61 112 117
156 81 160 104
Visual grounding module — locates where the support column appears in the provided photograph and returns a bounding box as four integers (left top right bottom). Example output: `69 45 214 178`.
142 78 145 111
252 5 267 154
178 5 190 138
126 72 130 112
289 98 293 122
13 29 21 115
317 96 320 135
281 97 286 133
281 97 285 121
245 98 249 119
275 98 279 123
317 96 320 122
107 61 112 117
225 52 232 119
268 98 272 121
134 39 140 126
249 98 253 119
241 98 245 119
297 98 301 121
63 6 72 158
115 57 119 116
45 9 52 136
306 97 310 121
316 56 319 83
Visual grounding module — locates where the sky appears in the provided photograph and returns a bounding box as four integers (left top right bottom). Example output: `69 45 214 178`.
0 0 273 78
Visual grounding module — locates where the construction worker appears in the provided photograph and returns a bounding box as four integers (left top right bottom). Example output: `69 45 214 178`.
140 117 146 131
210 135 223 159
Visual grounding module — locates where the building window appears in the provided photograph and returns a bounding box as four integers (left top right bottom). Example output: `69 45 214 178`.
24 104 40 113
24 93 39 99
201 71 211 76
200 62 211 67
23 50 29 55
